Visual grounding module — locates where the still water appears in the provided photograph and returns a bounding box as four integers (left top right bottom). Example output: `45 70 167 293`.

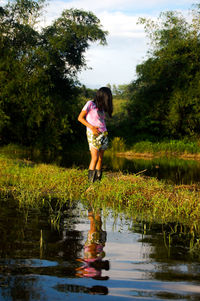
11 151 200 185
1 198 200 301
57 151 200 185
4 149 200 185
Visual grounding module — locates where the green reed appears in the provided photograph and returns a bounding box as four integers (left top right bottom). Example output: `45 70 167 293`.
1 153 200 237
0 154 87 206
109 137 126 152
129 140 200 155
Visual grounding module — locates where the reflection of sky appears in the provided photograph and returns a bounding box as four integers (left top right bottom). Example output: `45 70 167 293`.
75 213 200 300
104 218 155 282
2 274 200 300
0 258 58 267
163 283 200 294
1 206 200 300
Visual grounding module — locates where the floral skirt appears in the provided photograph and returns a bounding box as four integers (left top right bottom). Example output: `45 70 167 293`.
86 130 109 151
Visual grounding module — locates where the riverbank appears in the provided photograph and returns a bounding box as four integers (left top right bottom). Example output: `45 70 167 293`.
1 153 200 238
111 139 200 160
116 151 200 160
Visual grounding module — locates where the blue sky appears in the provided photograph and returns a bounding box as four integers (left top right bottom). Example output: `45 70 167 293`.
42 0 198 87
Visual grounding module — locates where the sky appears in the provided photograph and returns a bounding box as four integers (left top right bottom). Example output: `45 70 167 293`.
7 0 200 88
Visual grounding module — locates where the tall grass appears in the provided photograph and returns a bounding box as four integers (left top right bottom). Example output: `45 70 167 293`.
130 140 200 155
0 154 88 207
1 153 200 238
109 137 126 152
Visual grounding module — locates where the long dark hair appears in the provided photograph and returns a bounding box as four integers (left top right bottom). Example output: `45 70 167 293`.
94 87 113 117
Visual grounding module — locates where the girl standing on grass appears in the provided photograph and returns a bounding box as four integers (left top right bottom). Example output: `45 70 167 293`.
78 87 113 182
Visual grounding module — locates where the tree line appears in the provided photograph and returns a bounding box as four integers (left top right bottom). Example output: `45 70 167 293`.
1 1 200 150
124 5 200 142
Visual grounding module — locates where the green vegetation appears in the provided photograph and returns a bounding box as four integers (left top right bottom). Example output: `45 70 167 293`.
0 154 87 207
1 153 200 237
107 84 130 100
1 1 200 150
130 140 200 155
108 5 200 144
1 1 200 242
112 98 127 115
128 6 200 140
1 1 200 265
0 0 107 150
109 138 200 158
109 137 126 152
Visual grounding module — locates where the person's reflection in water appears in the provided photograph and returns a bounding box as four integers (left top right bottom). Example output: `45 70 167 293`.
76 209 109 295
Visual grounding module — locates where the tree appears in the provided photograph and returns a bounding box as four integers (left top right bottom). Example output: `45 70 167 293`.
126 5 200 140
0 1 107 149
112 84 130 99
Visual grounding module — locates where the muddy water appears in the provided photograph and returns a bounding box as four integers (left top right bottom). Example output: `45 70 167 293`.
1 198 200 301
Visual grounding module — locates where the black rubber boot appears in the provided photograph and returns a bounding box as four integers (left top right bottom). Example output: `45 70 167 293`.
88 169 96 183
95 169 102 181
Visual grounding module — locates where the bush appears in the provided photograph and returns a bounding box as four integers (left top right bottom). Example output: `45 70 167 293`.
110 137 126 152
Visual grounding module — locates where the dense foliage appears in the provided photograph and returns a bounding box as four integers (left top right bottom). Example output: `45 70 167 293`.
0 0 107 150
125 5 200 141
1 1 200 150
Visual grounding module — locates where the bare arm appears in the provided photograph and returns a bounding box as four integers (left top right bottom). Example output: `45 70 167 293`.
78 110 100 136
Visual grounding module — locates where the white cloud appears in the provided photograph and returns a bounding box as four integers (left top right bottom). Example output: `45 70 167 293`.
77 10 151 86
99 11 146 38
43 0 196 26
2 0 196 87
39 0 196 87
79 34 148 87
45 0 196 14
61 0 134 11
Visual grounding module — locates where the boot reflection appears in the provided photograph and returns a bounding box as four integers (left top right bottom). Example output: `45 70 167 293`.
76 210 109 281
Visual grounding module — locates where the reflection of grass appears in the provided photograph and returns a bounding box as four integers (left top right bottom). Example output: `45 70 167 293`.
107 154 199 169
1 153 200 238
104 153 200 185
121 156 199 170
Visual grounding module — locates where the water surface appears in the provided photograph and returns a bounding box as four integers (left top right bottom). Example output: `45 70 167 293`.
3 148 200 184
1 198 200 300
56 151 200 185
26 150 200 185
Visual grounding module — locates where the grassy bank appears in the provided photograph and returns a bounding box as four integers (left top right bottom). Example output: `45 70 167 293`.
1 153 200 237
110 138 200 159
